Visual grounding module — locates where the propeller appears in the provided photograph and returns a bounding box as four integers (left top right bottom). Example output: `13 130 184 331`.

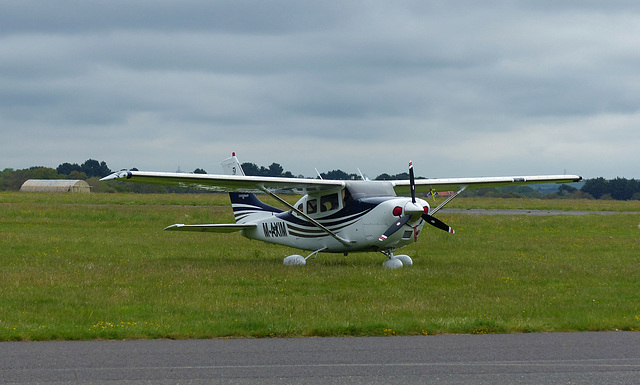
412 160 454 233
379 214 411 241
422 213 455 234
409 160 416 204
379 161 455 241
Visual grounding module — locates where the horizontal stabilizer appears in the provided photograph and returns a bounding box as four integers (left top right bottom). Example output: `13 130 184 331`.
164 223 257 233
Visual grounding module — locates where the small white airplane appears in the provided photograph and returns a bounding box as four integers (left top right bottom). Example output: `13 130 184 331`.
101 153 582 268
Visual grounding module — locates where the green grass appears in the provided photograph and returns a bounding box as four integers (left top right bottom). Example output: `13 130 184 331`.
1 192 639 340
448 196 640 212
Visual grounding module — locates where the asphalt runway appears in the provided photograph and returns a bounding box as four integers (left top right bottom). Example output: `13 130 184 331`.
2 332 639 384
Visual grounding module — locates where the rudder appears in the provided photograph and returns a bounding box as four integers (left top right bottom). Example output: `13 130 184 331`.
221 152 245 176
220 153 282 223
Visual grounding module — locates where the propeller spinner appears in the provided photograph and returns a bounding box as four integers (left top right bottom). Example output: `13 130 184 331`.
379 161 455 242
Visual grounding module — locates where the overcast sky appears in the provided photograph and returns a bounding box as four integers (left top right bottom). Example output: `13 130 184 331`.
2 1 639 179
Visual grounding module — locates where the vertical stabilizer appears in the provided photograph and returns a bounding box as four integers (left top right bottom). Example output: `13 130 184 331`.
220 152 282 223
221 152 245 176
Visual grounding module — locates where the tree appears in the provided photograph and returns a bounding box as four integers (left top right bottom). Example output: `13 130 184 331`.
57 162 82 175
609 177 638 200
375 172 410 180
267 163 284 177
27 166 59 180
581 177 609 199
580 177 640 201
241 162 261 176
0 168 19 190
321 170 357 180
241 162 294 177
69 170 88 180
558 184 577 197
81 159 111 178
193 168 207 174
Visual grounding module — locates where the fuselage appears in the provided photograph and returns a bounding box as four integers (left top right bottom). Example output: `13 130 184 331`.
230 181 429 253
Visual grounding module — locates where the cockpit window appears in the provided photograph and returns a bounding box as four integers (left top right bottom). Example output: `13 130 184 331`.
306 198 317 214
320 193 339 212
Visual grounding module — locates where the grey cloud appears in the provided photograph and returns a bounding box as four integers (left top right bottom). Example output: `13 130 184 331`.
0 1 346 35
2 1 640 178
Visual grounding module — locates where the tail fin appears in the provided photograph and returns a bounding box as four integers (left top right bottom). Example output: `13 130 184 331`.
220 152 282 223
221 152 245 176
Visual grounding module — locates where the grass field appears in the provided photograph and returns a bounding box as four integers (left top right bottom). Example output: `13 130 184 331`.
1 192 639 340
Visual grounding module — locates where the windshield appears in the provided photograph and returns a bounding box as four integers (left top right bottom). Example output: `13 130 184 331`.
345 181 396 200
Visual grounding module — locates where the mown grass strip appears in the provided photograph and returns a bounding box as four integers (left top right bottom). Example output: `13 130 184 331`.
0 192 639 340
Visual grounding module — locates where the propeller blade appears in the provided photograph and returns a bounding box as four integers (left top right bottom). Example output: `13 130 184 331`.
422 214 455 234
379 214 411 241
409 160 416 204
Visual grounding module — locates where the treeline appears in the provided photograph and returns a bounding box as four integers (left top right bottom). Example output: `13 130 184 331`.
579 177 640 200
2 159 639 200
0 160 112 192
462 184 581 199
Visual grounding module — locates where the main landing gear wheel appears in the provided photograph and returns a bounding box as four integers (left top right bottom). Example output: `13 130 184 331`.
283 254 306 266
283 248 326 266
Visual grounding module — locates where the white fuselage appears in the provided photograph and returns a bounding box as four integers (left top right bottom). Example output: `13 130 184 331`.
233 191 429 253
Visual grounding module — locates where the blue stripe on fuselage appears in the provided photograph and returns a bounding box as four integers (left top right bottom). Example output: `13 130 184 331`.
229 192 282 214
276 196 389 227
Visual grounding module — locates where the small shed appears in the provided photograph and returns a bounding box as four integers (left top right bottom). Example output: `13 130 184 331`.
20 179 91 193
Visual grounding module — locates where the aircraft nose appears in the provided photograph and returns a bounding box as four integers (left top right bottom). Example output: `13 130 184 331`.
403 201 424 216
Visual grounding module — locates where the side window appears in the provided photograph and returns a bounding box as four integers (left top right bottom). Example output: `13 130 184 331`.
307 199 317 214
321 193 339 212
342 188 352 205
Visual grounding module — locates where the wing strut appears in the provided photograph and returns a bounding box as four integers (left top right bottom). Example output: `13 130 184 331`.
429 185 468 215
260 188 355 247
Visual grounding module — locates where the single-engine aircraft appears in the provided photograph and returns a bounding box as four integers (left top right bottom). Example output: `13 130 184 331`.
101 153 582 268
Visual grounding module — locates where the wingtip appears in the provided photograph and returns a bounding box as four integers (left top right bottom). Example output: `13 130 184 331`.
99 174 116 181
100 170 132 181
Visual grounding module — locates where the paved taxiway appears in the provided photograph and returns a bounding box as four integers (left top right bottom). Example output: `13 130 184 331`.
440 208 638 216
1 332 639 384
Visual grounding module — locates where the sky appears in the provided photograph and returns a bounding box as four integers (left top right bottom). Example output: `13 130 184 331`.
1 1 640 179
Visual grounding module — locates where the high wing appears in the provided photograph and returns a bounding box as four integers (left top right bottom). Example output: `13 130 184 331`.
100 170 344 194
102 170 581 195
391 174 582 195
